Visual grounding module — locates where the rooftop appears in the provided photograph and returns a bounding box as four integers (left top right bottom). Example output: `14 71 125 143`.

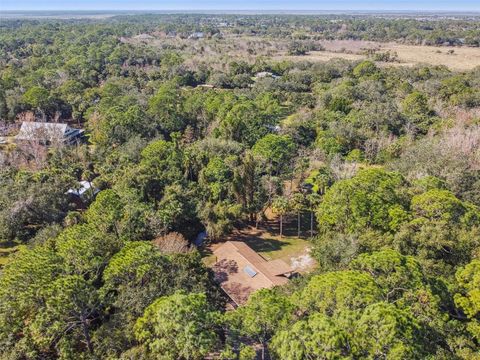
15 122 84 144
212 241 293 306
67 180 99 197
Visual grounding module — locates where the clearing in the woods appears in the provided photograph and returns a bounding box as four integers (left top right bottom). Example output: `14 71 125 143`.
278 41 480 71
129 34 480 71
203 217 316 273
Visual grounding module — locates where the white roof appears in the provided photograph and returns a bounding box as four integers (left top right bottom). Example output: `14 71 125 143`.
255 72 280 79
67 181 99 197
133 33 154 39
188 32 204 38
15 122 82 142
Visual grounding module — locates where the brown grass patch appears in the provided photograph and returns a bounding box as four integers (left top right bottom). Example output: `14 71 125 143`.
278 40 480 71
127 35 480 72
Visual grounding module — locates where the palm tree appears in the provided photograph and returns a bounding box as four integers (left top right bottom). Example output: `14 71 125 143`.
271 196 290 238
306 193 321 237
291 192 306 237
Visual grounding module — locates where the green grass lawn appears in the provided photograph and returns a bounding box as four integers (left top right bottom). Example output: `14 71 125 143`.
241 232 311 263
202 218 316 271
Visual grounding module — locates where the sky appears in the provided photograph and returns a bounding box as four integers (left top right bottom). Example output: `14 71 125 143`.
1 0 479 12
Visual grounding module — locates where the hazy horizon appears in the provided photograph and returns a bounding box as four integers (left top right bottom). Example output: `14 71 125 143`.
1 0 479 12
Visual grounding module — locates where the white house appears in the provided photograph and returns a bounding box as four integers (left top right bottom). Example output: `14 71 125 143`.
15 122 85 145
67 181 99 198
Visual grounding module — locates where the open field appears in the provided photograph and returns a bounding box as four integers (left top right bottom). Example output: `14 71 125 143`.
130 34 480 71
278 41 480 71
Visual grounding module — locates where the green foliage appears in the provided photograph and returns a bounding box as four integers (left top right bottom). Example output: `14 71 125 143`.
134 292 220 360
23 86 50 110
217 96 283 146
401 91 434 133
0 218 216 359
411 189 469 224
198 200 242 240
271 313 350 360
155 184 199 237
345 148 364 162
148 81 187 134
239 345 257 360
200 156 234 201
93 104 152 145
97 241 218 358
137 139 184 202
295 270 383 314
353 60 379 78
226 289 293 354
316 168 408 233
0 247 62 351
30 275 99 357
85 190 124 232
413 176 448 193
439 75 478 107
354 302 422 359
351 250 426 298
315 129 345 155
287 41 314 56
2 14 480 360
0 171 70 242
402 90 430 115
305 167 333 194
55 223 123 276
271 196 290 216
455 260 480 341
325 96 352 114
85 189 150 240
252 134 296 175
271 261 430 359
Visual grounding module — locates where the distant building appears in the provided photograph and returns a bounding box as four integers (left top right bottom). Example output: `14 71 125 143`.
67 180 99 198
211 241 293 306
254 71 280 80
133 33 154 40
266 124 282 133
197 84 215 89
15 122 85 145
188 32 205 39
67 181 99 208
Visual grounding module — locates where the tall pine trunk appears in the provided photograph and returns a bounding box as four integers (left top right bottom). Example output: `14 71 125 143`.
310 211 314 237
279 214 283 238
297 211 301 237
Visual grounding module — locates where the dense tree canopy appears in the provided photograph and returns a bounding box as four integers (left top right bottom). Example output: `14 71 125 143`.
1 12 480 360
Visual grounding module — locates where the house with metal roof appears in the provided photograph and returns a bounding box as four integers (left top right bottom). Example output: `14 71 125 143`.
15 122 85 145
211 241 293 306
188 32 205 39
66 181 100 209
67 180 99 199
